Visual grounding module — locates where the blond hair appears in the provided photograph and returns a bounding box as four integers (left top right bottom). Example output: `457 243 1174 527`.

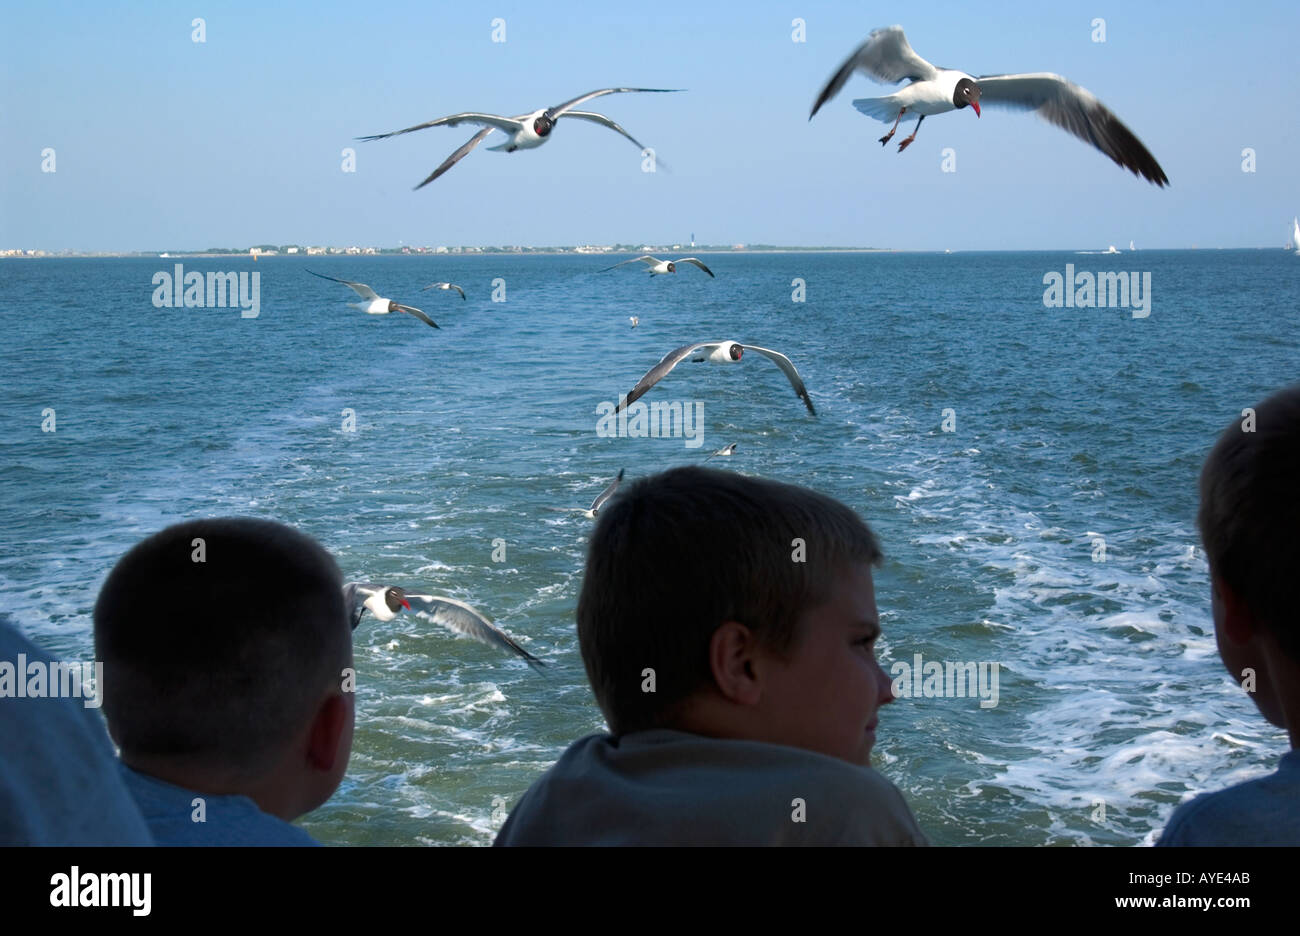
577 467 882 735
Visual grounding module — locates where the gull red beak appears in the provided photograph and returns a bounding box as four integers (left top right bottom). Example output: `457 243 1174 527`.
972 101 981 118
401 599 411 610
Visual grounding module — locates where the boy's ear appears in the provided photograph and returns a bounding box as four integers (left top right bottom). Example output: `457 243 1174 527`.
708 621 763 706
1212 574 1255 645
306 693 348 772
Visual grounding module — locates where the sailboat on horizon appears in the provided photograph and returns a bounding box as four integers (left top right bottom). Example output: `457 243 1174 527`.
1291 217 1300 253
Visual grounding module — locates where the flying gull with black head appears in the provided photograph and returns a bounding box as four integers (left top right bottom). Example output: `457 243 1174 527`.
810 25 1168 186
614 341 816 416
344 583 544 671
602 256 715 277
307 271 439 328
359 87 683 188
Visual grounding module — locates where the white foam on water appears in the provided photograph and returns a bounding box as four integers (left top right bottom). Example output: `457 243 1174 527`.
864 420 1288 844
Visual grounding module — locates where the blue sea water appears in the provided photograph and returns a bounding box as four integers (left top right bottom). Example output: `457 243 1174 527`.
0 249 1296 846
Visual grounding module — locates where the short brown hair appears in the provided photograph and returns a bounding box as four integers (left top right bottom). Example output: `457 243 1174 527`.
1198 384 1300 659
94 517 349 772
577 466 882 735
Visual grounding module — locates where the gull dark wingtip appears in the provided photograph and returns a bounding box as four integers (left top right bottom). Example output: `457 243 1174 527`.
809 88 831 120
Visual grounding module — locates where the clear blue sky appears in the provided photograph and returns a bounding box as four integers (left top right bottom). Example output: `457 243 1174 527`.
2 0 1297 251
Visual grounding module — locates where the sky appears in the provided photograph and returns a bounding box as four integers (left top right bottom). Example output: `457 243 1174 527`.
2 0 1298 251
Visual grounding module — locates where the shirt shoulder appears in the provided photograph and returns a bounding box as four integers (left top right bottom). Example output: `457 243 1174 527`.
496 731 927 846
0 621 153 845
1158 752 1300 847
119 765 319 846
744 741 929 846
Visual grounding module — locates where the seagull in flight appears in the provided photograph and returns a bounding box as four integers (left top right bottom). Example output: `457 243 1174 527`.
809 25 1168 186
615 341 816 416
602 255 715 277
629 316 640 328
706 443 737 459
422 282 466 300
307 270 438 328
548 469 626 519
359 87 682 188
344 583 544 671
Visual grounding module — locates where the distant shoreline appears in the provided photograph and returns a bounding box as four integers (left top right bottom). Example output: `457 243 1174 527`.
1 246 893 259
3 247 1285 259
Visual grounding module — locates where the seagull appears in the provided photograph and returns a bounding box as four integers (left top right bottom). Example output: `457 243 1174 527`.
809 25 1169 186
706 443 737 459
307 270 438 328
359 87 682 188
629 316 640 328
344 583 544 671
602 256 715 277
615 341 816 415
584 469 624 518
547 469 625 519
421 282 466 299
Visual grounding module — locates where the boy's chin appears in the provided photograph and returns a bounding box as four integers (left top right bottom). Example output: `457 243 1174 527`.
786 724 877 766
1251 693 1288 731
819 738 875 768
1228 658 1288 729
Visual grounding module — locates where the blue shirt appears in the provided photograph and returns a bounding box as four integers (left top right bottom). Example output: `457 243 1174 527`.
0 619 152 846
119 763 319 846
1157 750 1300 846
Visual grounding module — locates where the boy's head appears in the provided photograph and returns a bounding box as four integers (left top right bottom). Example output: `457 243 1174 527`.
577 466 891 765
94 517 354 819
1199 384 1300 729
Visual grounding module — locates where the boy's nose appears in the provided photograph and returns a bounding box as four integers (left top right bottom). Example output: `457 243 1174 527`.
873 660 895 705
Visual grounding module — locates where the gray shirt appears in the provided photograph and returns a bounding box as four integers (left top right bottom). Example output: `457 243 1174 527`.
494 729 929 846
1157 749 1300 846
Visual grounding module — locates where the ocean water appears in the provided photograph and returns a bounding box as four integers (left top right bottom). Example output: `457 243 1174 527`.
0 249 1296 846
